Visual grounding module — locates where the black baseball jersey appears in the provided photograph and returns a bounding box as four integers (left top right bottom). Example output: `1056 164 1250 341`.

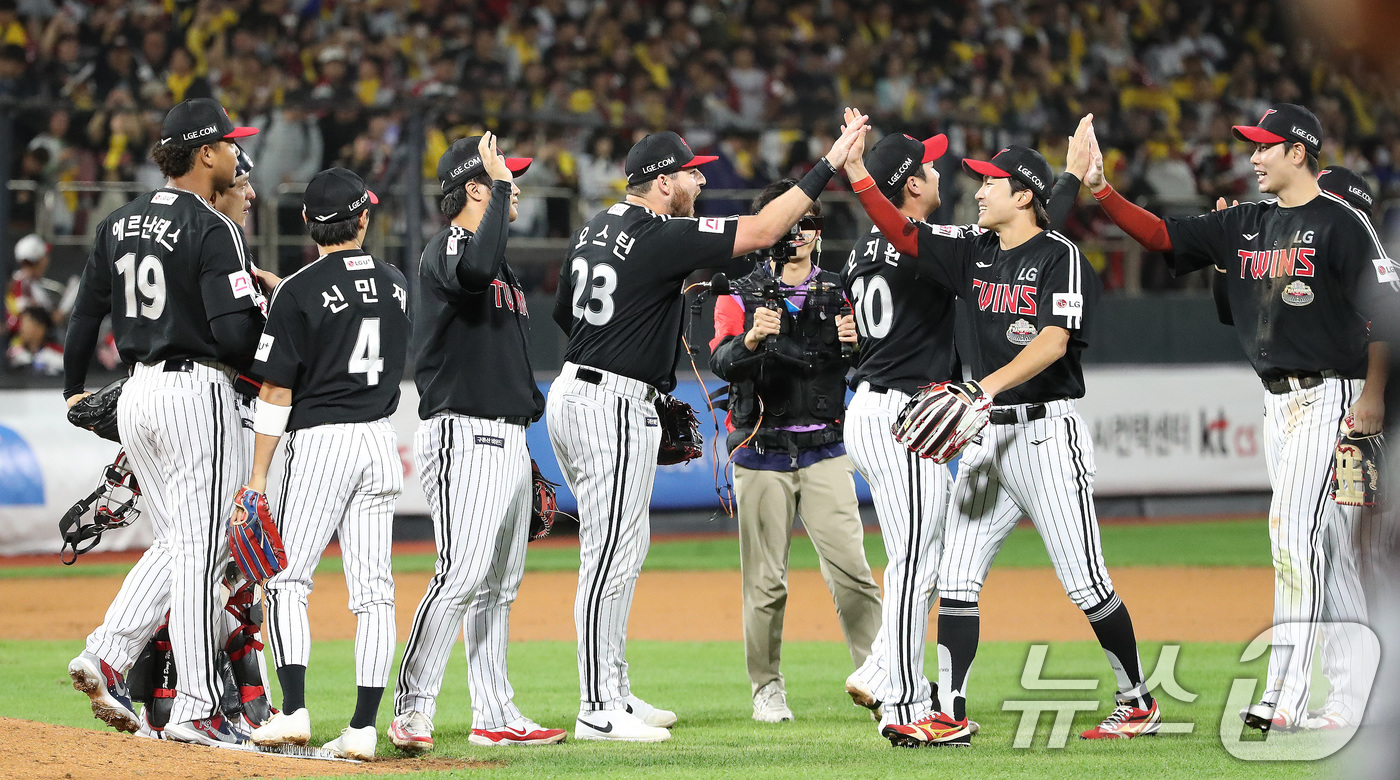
913 225 1099 405
414 224 544 420
1165 192 1397 380
840 226 959 394
71 186 264 367
255 250 410 431
555 202 739 391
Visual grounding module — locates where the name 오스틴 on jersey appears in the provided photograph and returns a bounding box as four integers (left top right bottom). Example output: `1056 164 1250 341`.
574 223 636 261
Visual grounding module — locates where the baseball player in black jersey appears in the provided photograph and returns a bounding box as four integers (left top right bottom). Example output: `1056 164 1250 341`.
839 123 1089 740
239 168 409 760
391 133 567 752
549 117 871 742
1086 104 1396 732
846 123 1159 746
63 98 266 748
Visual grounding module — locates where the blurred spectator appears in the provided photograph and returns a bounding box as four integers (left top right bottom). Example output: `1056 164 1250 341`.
6 233 62 333
6 305 63 375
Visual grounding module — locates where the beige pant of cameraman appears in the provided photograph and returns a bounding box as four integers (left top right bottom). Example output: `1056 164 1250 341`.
735 454 882 695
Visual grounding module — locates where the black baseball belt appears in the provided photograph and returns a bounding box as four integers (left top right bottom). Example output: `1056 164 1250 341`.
989 404 1048 425
1262 370 1340 395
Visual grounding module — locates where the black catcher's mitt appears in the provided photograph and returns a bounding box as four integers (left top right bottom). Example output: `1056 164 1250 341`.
529 459 559 542
656 394 703 465
67 377 126 443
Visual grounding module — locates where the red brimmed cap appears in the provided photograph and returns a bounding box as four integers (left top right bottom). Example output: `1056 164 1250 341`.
303 167 378 224
159 98 258 148
962 145 1053 202
865 133 949 197
1232 104 1323 156
437 137 533 191
625 131 718 184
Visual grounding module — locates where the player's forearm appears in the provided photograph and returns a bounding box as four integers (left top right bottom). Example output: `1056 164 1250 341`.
247 382 292 492
62 310 103 398
1092 185 1173 252
733 160 837 256
1046 173 1081 232
979 327 1071 400
849 175 920 256
210 309 264 369
1363 342 1388 400
456 182 512 291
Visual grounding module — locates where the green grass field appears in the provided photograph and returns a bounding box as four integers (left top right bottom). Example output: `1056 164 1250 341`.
6 519 1353 778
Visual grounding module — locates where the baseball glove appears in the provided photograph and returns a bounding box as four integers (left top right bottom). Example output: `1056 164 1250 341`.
1333 414 1384 507
229 486 288 583
529 459 559 542
892 380 992 464
66 377 126 443
656 394 703 465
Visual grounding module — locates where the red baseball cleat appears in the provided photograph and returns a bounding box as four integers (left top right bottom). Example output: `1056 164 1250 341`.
469 717 567 746
881 712 972 748
1081 697 1161 739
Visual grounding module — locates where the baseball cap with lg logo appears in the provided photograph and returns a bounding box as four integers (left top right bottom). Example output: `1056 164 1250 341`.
159 98 258 149
1232 103 1324 157
864 133 949 197
303 167 378 224
624 131 718 185
961 145 1054 203
436 136 534 193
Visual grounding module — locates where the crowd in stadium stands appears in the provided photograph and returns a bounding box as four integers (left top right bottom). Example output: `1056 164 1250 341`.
4 0 1399 368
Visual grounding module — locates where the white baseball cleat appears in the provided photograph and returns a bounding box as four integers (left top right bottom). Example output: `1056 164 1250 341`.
625 694 678 728
752 681 794 723
164 714 254 749
389 711 434 753
575 709 671 742
68 652 140 734
324 725 377 760
251 707 311 746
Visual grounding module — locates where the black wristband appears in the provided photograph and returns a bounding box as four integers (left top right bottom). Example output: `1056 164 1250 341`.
797 158 836 200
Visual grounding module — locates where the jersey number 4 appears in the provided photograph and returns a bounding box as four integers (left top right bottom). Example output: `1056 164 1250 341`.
349 318 383 386
115 253 167 320
848 275 892 338
570 258 617 326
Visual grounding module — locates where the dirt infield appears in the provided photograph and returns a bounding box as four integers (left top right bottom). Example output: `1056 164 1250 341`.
1 566 1271 644
0 718 485 780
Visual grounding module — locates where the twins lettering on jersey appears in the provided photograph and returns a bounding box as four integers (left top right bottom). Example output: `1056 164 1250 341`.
1237 248 1316 279
971 279 1037 316
490 279 529 314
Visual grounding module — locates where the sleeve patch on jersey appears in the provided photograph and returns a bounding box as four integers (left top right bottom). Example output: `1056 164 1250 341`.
151 192 179 205
343 255 374 271
446 235 460 255
1052 292 1084 317
1373 258 1399 284
929 224 962 237
474 434 505 448
608 202 631 216
228 270 255 299
254 333 274 363
699 217 728 234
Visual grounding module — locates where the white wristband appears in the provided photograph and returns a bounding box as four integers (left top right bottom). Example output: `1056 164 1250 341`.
253 399 291 438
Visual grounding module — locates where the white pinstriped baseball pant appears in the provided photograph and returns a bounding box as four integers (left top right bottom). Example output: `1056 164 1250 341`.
1261 378 1373 724
264 419 400 690
394 414 532 729
87 361 250 723
844 384 950 726
546 362 662 713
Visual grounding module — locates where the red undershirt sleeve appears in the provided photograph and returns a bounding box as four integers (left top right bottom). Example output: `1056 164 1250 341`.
851 175 921 256
1093 185 1173 252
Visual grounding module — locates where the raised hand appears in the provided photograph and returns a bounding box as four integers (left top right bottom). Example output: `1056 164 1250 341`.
478 131 511 182
839 107 871 178
1066 113 1094 181
1084 121 1107 194
826 108 870 170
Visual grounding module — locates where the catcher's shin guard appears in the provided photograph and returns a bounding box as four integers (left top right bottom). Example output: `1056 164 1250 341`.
127 620 177 729
223 576 275 727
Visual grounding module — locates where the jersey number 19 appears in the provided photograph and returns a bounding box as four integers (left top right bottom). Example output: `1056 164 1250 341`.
115 253 167 320
349 318 383 385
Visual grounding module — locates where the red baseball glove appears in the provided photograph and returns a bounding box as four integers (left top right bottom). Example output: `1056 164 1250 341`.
229 486 288 583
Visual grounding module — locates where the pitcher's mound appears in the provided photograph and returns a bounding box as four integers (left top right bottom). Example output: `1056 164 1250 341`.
2 717 491 779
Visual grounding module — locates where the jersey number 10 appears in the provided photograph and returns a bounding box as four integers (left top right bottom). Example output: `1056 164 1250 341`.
848 275 892 338
115 253 167 320
349 318 383 385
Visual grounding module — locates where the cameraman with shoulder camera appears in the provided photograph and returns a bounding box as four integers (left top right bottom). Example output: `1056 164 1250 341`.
709 179 881 725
